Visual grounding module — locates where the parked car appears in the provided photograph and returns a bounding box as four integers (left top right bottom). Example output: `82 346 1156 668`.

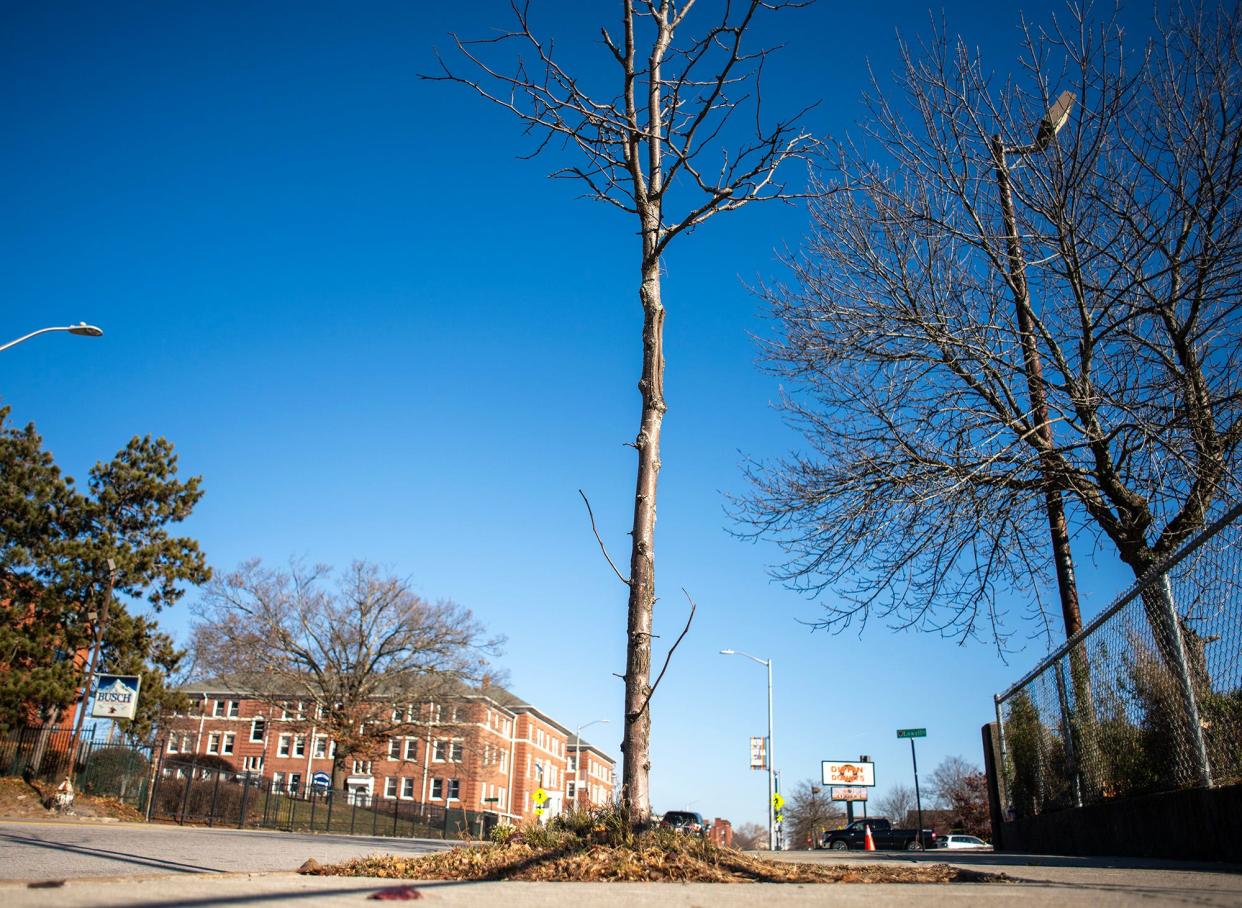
821 818 936 851
659 811 707 836
938 834 991 850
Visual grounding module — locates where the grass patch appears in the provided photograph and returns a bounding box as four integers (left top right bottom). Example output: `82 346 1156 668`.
305 808 1006 884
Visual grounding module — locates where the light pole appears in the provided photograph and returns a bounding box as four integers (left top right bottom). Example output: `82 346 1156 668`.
61 558 118 808
720 648 776 851
989 91 1082 639
0 323 104 353
570 718 609 809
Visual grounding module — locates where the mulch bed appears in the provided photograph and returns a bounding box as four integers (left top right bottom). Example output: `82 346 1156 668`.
303 840 1008 885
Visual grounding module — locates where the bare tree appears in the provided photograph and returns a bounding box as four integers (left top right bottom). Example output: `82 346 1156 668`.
926 755 976 808
733 820 768 850
875 783 916 823
430 1 818 822
784 779 844 849
192 560 503 789
739 3 1242 650
927 756 991 838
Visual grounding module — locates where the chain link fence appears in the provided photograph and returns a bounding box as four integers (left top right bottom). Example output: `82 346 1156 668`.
995 503 1242 819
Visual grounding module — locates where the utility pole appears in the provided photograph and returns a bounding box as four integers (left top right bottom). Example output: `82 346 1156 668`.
62 559 118 808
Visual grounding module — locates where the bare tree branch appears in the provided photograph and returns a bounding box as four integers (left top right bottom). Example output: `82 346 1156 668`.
579 489 631 586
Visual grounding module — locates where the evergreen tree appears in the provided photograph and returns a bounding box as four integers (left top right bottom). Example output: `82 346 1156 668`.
0 407 207 734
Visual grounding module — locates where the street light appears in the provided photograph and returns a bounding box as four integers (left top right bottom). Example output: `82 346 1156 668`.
0 323 105 353
720 648 777 851
570 719 609 809
989 91 1083 639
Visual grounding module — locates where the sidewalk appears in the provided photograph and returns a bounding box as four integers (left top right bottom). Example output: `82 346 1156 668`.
5 857 1241 908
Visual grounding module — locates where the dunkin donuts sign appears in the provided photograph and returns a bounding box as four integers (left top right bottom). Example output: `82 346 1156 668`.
91 674 142 720
821 760 875 787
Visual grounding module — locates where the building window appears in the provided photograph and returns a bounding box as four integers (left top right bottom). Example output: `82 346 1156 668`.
221 733 235 755
431 779 444 800
430 704 442 723
213 700 226 717
228 700 240 717
388 738 401 759
568 755 577 772
280 702 292 720
242 755 264 772
289 773 301 794
452 705 464 723
447 779 460 800
167 737 179 754
293 736 306 757
568 781 576 801
404 739 418 761
250 718 265 743
391 706 402 722
352 760 372 775
278 735 292 757
385 777 398 798
406 704 418 721
433 740 447 762
206 733 221 754
314 736 328 759
272 771 285 791
402 777 415 799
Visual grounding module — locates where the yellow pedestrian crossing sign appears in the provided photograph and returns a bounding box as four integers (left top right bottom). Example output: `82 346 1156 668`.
533 788 549 805
772 793 784 810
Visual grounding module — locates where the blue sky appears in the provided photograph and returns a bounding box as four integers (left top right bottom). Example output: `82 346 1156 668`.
2 0 1149 831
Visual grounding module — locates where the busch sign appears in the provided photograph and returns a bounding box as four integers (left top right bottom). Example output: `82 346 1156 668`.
92 674 142 720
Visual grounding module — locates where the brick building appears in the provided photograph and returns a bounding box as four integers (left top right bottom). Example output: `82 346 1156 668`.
163 681 615 824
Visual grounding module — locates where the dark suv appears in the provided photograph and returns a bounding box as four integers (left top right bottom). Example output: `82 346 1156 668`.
659 811 707 835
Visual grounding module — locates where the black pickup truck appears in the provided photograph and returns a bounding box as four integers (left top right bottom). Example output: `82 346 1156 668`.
821 818 936 851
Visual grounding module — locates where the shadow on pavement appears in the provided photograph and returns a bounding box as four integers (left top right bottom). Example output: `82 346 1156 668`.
0 832 220 875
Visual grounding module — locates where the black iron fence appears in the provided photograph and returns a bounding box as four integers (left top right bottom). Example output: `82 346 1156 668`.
148 754 498 840
994 502 1242 819
0 726 153 810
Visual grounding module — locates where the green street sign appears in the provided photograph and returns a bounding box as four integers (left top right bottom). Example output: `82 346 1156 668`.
896 728 927 739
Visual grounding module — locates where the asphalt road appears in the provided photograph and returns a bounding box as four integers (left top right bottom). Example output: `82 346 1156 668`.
0 819 450 881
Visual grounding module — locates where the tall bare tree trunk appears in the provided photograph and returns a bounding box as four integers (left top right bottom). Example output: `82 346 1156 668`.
622 251 665 824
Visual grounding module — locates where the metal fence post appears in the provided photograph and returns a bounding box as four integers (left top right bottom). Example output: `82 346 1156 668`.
1053 659 1083 807
1155 575 1213 787
309 789 318 832
207 770 222 827
392 796 399 837
178 761 197 825
325 789 335 833
238 776 251 829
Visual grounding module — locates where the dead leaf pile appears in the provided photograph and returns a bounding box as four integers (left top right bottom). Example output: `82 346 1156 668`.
307 837 1003 885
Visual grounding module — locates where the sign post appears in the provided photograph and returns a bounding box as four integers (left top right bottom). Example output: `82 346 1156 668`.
897 728 927 845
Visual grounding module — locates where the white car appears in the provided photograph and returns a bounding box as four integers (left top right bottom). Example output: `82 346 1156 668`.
938 834 991 850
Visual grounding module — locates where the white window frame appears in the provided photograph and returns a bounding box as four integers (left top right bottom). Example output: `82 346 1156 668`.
447 778 460 801
401 777 415 799
206 733 221 755
250 718 265 743
278 734 292 757
221 733 235 755
430 778 444 800
385 777 399 798
227 700 240 718
404 739 418 761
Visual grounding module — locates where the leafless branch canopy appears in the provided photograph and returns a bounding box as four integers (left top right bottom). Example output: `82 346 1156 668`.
427 0 819 259
192 559 504 771
737 3 1242 649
